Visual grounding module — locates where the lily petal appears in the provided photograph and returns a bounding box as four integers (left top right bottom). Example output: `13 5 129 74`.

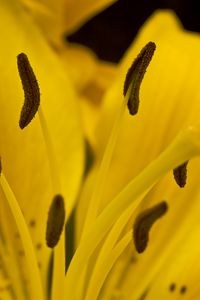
0 0 84 289
95 9 200 207
19 0 117 44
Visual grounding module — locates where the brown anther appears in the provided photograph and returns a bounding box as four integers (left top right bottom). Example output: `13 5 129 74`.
173 161 188 188
17 53 40 129
124 41 156 115
46 194 65 248
133 201 168 253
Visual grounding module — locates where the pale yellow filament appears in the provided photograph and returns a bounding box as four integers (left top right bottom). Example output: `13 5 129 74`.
82 96 127 236
38 107 65 300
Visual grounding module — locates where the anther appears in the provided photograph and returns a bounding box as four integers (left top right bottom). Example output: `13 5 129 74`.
17 53 40 129
46 194 65 248
133 201 168 253
123 41 156 115
173 161 188 188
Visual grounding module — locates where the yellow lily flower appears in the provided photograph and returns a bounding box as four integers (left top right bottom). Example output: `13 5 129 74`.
1 1 200 300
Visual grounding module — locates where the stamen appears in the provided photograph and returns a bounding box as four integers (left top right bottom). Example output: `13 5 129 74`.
173 161 188 188
133 201 168 253
16 51 66 297
123 41 156 115
65 125 200 298
46 194 65 248
17 53 40 129
31 87 65 299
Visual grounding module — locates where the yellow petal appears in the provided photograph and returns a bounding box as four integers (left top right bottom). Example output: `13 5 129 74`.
119 174 200 300
79 59 117 147
143 213 200 300
59 43 116 96
95 9 200 207
63 0 117 34
1 0 84 211
65 125 200 298
58 42 117 147
107 156 200 299
72 11 200 299
0 174 44 300
58 43 97 91
0 0 84 290
19 0 117 45
49 43 117 147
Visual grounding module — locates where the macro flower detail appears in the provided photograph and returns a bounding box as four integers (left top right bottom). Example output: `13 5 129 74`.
173 161 188 188
17 52 40 129
133 201 168 254
123 41 156 115
46 194 65 248
1 1 200 300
